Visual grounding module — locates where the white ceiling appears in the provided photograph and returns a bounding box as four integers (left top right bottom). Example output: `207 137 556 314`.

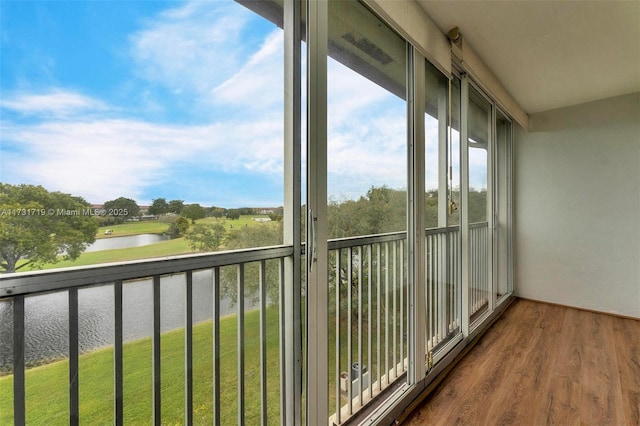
417 0 640 114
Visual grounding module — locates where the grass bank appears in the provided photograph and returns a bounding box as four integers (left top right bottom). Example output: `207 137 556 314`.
96 215 269 239
0 307 283 425
97 221 169 239
18 215 273 272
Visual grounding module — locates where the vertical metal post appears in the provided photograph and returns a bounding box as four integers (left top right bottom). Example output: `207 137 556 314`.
278 258 287 426
237 264 245 425
367 245 373 398
185 272 193 425
306 0 329 423
334 251 341 423
384 243 389 385
284 0 303 423
392 242 397 378
347 247 353 413
488 102 496 314
508 121 514 296
259 261 268 426
114 281 124 426
212 268 221 426
13 295 25 426
460 74 470 337
152 276 161 426
69 289 79 426
357 246 363 406
376 245 381 391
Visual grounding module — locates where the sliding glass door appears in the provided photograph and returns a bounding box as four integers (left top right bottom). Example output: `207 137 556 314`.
326 1 408 421
466 83 493 324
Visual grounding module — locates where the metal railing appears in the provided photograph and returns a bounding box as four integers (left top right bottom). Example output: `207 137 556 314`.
469 222 490 319
0 246 293 425
328 231 408 424
329 225 465 424
1 225 480 425
425 226 461 352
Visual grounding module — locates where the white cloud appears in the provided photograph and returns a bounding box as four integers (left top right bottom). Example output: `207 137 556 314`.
326 58 407 198
129 0 256 98
213 29 284 109
0 90 108 117
1 98 283 203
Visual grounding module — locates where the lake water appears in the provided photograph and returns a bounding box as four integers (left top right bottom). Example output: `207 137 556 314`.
85 234 169 252
0 234 257 372
0 272 251 372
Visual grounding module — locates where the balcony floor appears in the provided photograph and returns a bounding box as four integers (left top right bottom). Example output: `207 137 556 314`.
404 298 640 425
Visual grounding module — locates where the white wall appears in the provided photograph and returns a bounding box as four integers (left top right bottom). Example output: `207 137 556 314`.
514 92 640 318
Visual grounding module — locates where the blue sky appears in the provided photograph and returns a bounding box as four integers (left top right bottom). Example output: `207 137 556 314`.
1 0 469 208
1 0 287 207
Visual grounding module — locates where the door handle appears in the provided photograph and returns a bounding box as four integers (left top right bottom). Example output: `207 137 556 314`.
308 208 317 271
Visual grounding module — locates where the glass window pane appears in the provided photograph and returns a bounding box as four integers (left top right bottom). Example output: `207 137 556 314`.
467 85 491 322
495 110 512 300
0 0 284 274
327 0 407 239
327 1 407 421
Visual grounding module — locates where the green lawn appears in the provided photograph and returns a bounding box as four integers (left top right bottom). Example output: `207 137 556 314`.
97 221 169 239
17 215 273 272
46 238 195 269
96 215 268 239
0 307 284 425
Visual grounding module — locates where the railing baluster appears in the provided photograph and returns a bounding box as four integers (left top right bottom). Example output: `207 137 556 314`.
440 234 443 342
367 244 373 399
392 241 397 378
428 235 433 349
335 250 341 424
69 288 79 426
347 247 352 414
212 268 221 426
13 295 25 426
448 232 453 332
152 275 161 425
259 260 267 426
384 242 389 385
357 245 363 406
114 281 124 426
278 258 286 426
376 244 381 392
399 241 404 370
237 264 245 425
185 272 193 426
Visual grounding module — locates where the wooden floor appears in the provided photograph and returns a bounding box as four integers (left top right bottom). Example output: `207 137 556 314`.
404 299 640 425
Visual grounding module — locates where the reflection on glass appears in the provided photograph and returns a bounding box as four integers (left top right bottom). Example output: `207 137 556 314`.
327 1 407 420
495 111 512 300
327 0 407 239
449 78 461 227
467 85 491 322
424 61 449 228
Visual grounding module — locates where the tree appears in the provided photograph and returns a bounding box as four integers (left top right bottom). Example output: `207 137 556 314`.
226 209 241 220
182 203 206 224
185 223 226 252
0 183 98 273
167 200 184 214
208 207 226 218
221 221 283 305
148 198 168 215
103 197 139 222
167 216 190 239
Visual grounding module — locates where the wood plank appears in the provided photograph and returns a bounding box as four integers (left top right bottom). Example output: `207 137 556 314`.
403 299 640 425
612 315 640 425
579 312 625 425
543 306 582 426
